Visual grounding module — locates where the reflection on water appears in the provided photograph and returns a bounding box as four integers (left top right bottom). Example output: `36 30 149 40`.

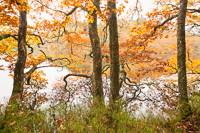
0 70 13 104
0 61 69 104
3 60 199 118
0 61 172 117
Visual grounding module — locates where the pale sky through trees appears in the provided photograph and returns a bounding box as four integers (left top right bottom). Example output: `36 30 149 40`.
129 0 153 14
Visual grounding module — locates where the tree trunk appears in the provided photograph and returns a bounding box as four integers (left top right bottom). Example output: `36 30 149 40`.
177 0 192 119
12 10 27 101
107 0 120 106
88 0 104 105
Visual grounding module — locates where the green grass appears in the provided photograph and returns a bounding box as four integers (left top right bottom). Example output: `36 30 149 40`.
1 93 200 133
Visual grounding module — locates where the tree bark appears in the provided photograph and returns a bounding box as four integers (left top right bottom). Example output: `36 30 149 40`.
88 0 104 105
177 0 192 119
107 0 120 106
12 10 27 101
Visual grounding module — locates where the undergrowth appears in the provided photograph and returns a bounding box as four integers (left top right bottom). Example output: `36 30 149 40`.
0 93 200 133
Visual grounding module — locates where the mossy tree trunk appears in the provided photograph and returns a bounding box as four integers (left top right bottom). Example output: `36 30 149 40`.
88 0 104 105
177 0 192 119
107 0 120 108
12 10 27 103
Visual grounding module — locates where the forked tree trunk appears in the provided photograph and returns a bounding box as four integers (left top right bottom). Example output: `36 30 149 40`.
107 0 120 107
177 0 192 119
88 0 104 105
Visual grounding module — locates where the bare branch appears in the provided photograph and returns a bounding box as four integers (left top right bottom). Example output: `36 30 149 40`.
36 0 77 16
0 34 17 41
63 73 91 90
29 34 45 46
187 8 200 13
154 14 178 32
